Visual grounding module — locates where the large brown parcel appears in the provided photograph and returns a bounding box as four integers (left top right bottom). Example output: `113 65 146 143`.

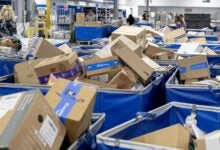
24 38 64 58
110 35 143 57
45 78 97 143
145 43 176 60
132 124 191 150
14 59 44 85
111 39 154 85
34 52 82 84
0 91 66 150
82 56 122 82
111 26 147 48
178 56 210 81
76 13 85 25
162 27 188 43
109 67 138 89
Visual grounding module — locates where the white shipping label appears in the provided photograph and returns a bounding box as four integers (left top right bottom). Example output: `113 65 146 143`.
0 93 22 110
39 116 58 148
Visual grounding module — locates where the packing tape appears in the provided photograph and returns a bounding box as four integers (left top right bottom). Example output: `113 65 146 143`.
55 82 82 123
85 59 121 72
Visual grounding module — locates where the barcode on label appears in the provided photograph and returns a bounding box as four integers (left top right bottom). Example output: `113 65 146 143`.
39 116 58 148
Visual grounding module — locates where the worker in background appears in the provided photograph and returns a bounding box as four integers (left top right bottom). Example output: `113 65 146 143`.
127 14 135 25
86 10 96 22
138 12 149 24
175 15 186 29
180 14 186 28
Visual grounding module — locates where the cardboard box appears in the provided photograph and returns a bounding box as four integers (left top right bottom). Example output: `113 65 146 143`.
89 69 120 83
0 91 66 150
145 43 176 60
14 59 44 85
162 27 188 43
132 124 191 150
111 40 154 85
45 78 97 143
34 52 82 84
83 56 122 79
109 67 138 89
58 43 72 54
111 26 147 48
76 13 85 25
111 35 143 57
190 37 207 44
24 38 64 59
142 55 161 71
195 130 220 150
203 47 217 55
75 77 117 89
178 56 210 80
161 26 172 34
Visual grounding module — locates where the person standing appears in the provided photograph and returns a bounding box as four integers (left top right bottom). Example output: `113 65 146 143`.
127 14 135 25
86 10 96 22
175 15 186 29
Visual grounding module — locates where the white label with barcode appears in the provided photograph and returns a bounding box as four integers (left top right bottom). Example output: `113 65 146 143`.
0 93 22 110
39 116 58 148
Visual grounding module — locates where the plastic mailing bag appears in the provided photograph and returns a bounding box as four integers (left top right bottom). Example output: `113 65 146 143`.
166 67 220 107
72 45 103 57
68 113 105 150
97 102 220 150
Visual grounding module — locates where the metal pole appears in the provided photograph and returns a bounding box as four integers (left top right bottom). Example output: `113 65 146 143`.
113 0 118 18
146 0 149 12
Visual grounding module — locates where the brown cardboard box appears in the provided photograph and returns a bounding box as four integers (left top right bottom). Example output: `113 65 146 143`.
45 78 97 143
203 47 217 55
111 40 154 85
178 56 210 80
14 59 43 85
89 69 120 83
24 38 64 58
76 13 85 25
58 43 72 54
111 35 143 57
153 52 169 60
190 37 207 44
75 77 117 89
162 27 188 43
0 91 66 150
109 67 138 89
34 52 82 84
83 56 122 78
85 21 102 26
111 26 147 48
195 130 220 150
132 124 191 150
145 43 176 60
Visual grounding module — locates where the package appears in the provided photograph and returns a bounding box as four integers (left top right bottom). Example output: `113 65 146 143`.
58 43 72 54
161 26 172 34
145 43 176 60
195 130 220 150
75 77 117 89
132 124 191 150
34 52 82 84
45 78 97 143
111 35 143 57
177 43 204 55
109 67 138 89
145 26 163 36
162 27 188 43
190 37 207 44
76 13 85 25
24 38 64 58
178 56 210 80
203 47 217 55
111 40 154 85
0 91 66 150
47 74 58 86
14 59 44 85
111 26 147 48
83 56 122 82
